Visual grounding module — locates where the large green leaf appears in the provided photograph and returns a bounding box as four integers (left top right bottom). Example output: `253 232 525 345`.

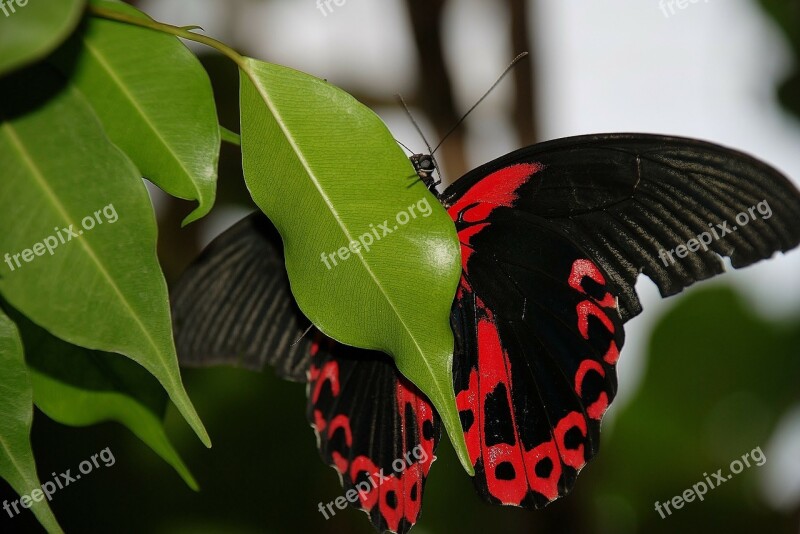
239 59 471 474
0 0 85 76
7 307 199 490
54 0 219 225
0 310 63 534
0 65 209 448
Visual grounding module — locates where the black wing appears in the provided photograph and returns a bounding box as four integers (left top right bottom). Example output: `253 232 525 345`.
440 133 800 508
441 133 800 321
170 213 311 379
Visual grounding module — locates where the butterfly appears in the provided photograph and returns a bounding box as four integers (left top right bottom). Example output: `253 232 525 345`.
171 133 800 533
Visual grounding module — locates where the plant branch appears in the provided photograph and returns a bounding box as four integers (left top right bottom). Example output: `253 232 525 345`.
87 5 247 70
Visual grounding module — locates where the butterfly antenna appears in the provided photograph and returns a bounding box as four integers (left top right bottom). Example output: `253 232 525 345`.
395 138 415 155
432 51 529 155
291 323 315 347
396 94 436 157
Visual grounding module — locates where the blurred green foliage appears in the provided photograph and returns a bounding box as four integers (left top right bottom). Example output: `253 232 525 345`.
759 0 800 119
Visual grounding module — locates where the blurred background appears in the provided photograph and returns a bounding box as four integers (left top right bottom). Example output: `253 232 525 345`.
2 0 799 532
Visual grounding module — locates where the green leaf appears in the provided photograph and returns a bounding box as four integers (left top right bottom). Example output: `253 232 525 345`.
0 0 85 76
238 59 472 474
52 0 219 225
0 310 63 534
8 307 198 490
0 65 209 448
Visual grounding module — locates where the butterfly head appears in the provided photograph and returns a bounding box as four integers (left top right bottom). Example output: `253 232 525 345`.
409 153 440 191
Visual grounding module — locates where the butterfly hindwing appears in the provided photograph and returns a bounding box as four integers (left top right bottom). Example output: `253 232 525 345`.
170 213 311 380
308 337 441 533
450 209 623 508
171 212 441 533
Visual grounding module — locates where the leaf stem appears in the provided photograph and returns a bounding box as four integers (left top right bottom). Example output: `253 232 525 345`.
87 5 248 70
219 125 241 146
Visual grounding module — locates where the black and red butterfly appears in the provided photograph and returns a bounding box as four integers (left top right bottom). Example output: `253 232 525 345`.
171 133 800 533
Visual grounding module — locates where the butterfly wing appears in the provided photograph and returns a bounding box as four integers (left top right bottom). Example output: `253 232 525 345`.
170 213 311 379
441 133 800 507
171 212 441 533
441 133 800 321
309 336 441 533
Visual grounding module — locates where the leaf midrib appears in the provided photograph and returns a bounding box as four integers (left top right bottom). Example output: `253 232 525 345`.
81 37 205 201
245 64 447 402
1 121 177 387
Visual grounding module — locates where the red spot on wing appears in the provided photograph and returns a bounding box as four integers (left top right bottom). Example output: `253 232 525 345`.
446 163 543 223
569 258 617 309
576 301 614 339
523 440 562 501
456 369 480 464
474 299 530 505
554 412 587 470
402 469 423 523
569 259 606 289
574 360 609 420
603 341 620 365
378 475 403 532
350 456 380 510
311 361 340 403
586 393 609 420
574 359 605 397
448 163 543 273
328 414 353 446
396 380 436 475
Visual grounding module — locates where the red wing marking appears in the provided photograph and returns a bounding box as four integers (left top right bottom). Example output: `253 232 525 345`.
378 475 404 532
328 414 353 446
396 380 436 475
576 301 615 339
473 297 533 504
522 440 562 501
554 411 587 469
604 341 620 365
574 359 605 397
310 360 340 403
447 164 543 273
349 456 380 510
455 368 480 464
446 163 543 223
